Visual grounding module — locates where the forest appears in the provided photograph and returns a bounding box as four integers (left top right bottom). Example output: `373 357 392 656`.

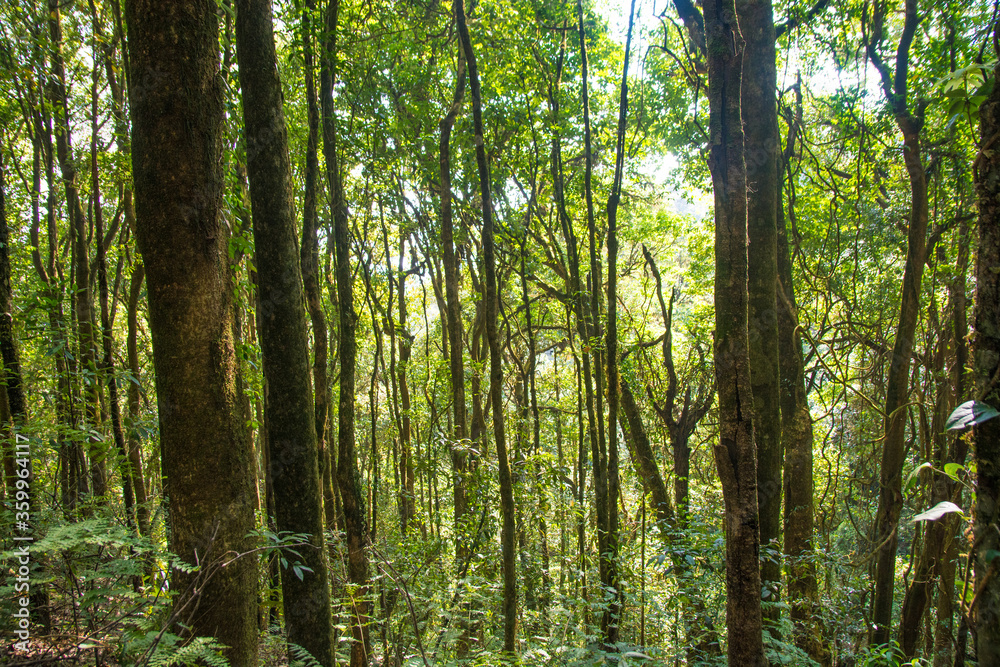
1 0 999 664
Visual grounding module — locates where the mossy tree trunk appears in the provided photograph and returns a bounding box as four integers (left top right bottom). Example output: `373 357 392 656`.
235 0 335 663
125 1 258 661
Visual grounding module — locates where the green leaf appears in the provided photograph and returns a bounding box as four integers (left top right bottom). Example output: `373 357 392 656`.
905 462 933 493
912 501 964 522
944 463 965 480
946 400 1000 432
986 550 1000 564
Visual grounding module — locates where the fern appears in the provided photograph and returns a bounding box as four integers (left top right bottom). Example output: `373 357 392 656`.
146 635 230 667
288 642 324 667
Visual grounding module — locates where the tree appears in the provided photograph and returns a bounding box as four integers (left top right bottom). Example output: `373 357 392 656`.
777 80 828 664
234 0 335 662
865 0 931 644
455 0 518 652
973 40 1000 665
321 0 372 663
703 0 767 659
124 0 258 662
737 0 782 627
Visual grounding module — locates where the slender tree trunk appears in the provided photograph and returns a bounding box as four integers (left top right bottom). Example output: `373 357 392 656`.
933 218 970 667
126 263 150 538
603 0 637 641
440 45 469 565
321 1 371 664
547 26 593 632
234 0 335 662
865 0 930 643
899 281 965 660
49 0 106 500
777 82 828 665
89 27 135 528
703 0 766 660
575 2 611 635
301 0 332 534
455 0 517 652
125 0 258 661
972 47 1000 666
396 233 416 533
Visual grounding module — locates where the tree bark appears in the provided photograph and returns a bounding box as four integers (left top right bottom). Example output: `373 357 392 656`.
620 379 672 526
865 0 930 643
973 47 1000 666
234 0 335 663
321 1 372 664
124 1 258 661
576 0 611 639
440 45 469 565
737 0 782 626
126 263 150 538
301 0 332 535
603 0 637 642
703 0 767 660
777 82 828 665
49 0 106 500
89 26 135 527
396 232 417 533
455 0 517 652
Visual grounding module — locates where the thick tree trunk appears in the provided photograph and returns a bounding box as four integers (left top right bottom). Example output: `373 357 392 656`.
235 0 335 663
973 51 1000 666
124 1 258 662
703 0 767 660
455 0 517 652
737 0 782 627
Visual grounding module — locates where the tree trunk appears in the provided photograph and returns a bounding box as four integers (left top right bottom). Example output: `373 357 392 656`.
972 49 1000 666
865 0 929 644
603 0 637 640
234 0 335 662
703 0 767 660
455 0 517 652
777 83 828 665
620 379 672 526
126 263 150 538
321 1 372 664
737 0 782 627
440 44 469 566
89 32 135 530
124 0 258 661
301 0 332 535
396 232 416 533
576 0 611 640
49 0 106 500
